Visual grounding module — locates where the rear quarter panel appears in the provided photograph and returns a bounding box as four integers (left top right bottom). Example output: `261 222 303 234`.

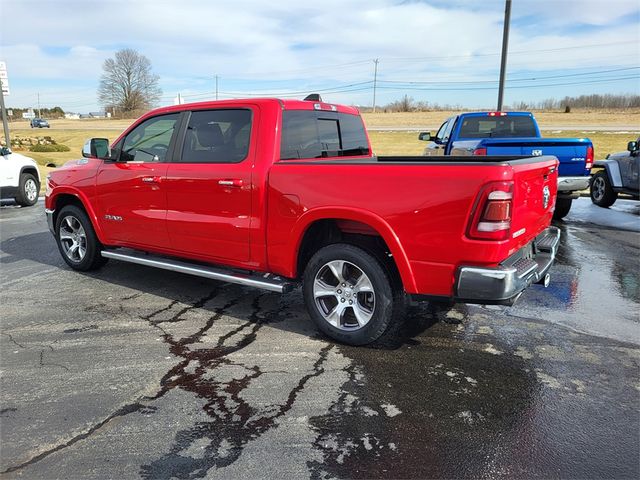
266 160 551 296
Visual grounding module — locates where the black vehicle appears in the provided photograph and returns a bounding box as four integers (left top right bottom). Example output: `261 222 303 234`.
590 138 640 207
30 118 50 128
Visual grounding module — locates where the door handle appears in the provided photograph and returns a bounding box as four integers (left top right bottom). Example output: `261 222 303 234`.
142 176 161 184
218 179 243 187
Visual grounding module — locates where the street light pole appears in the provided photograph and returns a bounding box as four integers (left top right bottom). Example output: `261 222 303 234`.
215 75 219 100
0 78 10 149
497 0 512 111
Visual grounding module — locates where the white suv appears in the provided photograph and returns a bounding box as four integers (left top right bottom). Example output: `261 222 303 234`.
0 147 41 206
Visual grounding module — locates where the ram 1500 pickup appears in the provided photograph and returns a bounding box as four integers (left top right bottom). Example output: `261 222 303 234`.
419 111 593 219
45 97 560 345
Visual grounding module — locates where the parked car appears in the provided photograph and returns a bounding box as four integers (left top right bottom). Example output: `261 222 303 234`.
30 118 50 128
590 138 640 207
45 97 560 345
419 112 593 219
0 147 41 206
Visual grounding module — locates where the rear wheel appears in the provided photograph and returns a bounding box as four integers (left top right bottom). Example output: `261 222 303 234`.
553 197 572 219
590 172 618 208
303 243 406 345
15 173 39 207
55 205 108 271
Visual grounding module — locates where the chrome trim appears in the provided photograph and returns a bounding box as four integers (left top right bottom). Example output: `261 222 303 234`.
557 176 590 192
455 226 560 304
45 208 55 235
101 250 294 293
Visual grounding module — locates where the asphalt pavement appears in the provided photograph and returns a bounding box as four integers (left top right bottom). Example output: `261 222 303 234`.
1 199 638 479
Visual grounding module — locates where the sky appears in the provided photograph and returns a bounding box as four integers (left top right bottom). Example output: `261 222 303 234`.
0 0 639 112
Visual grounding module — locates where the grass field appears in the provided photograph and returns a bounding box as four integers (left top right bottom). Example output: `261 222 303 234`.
3 109 638 184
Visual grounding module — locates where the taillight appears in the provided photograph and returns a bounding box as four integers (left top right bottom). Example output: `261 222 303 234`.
473 147 487 156
468 182 513 241
585 145 594 170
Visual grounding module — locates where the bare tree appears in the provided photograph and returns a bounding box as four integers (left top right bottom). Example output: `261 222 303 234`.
98 49 162 114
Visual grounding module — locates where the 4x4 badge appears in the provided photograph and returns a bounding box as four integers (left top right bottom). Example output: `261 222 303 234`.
542 186 550 209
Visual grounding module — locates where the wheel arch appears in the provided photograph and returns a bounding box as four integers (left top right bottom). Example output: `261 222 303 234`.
49 189 106 243
19 166 40 184
290 207 417 293
592 159 623 187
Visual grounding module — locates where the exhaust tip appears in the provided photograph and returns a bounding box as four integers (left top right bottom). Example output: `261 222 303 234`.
542 273 551 288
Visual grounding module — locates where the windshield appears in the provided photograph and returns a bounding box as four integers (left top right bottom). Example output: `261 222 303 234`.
458 116 537 138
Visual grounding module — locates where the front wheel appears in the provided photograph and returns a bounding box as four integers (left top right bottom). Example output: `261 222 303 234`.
553 197 572 219
55 205 108 271
303 243 406 345
590 172 618 208
15 173 39 206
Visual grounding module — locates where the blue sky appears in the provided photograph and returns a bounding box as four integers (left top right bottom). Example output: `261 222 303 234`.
1 0 638 112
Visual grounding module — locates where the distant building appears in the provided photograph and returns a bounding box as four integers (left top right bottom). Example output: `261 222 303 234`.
65 112 80 119
89 111 107 118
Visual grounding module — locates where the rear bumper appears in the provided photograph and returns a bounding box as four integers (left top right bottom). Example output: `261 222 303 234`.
558 176 589 193
455 226 561 305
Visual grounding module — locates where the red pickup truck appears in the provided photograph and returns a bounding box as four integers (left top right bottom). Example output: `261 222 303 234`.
45 97 560 345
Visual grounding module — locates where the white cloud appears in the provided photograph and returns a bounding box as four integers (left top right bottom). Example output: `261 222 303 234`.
1 0 637 110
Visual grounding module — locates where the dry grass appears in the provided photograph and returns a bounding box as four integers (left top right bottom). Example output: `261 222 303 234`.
2 111 637 184
369 130 634 158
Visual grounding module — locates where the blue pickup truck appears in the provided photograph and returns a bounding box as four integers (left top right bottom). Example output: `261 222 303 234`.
419 111 593 218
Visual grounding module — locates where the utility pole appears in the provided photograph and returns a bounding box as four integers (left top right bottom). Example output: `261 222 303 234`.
38 92 41 118
0 78 10 148
372 58 379 113
497 0 512 111
215 75 219 100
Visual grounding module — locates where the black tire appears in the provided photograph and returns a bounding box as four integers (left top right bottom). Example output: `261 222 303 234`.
303 243 406 346
590 171 618 208
55 205 108 271
15 173 39 207
553 197 572 219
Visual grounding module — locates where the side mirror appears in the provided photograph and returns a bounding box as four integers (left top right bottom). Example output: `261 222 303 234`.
0 146 12 156
82 138 111 159
627 141 638 153
418 132 433 141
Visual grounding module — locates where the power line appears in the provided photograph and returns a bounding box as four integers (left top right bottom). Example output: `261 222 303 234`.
376 75 639 91
379 66 640 85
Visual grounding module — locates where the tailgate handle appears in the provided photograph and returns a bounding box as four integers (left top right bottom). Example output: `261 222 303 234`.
218 179 243 187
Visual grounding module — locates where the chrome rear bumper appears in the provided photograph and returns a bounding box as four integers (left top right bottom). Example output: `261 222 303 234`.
558 176 589 193
455 226 561 305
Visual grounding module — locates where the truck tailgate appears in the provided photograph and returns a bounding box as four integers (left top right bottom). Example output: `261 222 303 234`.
483 138 592 176
509 157 558 252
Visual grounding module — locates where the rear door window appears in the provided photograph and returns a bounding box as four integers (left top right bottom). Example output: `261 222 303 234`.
280 110 369 160
179 109 252 163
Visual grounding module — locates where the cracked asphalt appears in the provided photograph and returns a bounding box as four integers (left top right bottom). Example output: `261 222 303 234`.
1 201 639 479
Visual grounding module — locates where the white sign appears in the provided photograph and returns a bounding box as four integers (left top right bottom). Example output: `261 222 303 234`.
22 112 35 119
0 61 9 95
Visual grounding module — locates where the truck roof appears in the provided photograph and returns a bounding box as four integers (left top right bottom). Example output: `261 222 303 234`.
140 98 361 118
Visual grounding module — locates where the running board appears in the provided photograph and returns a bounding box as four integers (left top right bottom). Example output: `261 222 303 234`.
101 250 295 293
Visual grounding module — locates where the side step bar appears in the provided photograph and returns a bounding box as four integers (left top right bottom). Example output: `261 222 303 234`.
101 250 295 293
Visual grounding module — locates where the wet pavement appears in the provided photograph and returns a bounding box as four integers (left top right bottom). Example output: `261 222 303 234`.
1 201 639 479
